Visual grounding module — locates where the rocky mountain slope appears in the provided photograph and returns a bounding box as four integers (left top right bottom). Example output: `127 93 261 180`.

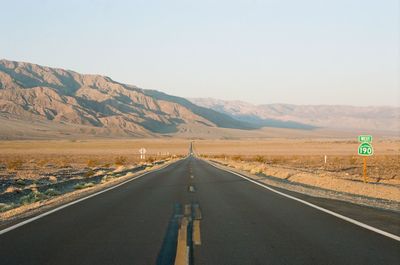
0 59 254 138
190 98 400 132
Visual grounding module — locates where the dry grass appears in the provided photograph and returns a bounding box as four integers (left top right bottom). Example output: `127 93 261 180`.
0 139 189 155
196 139 400 201
214 158 400 202
203 154 399 183
48 176 57 183
196 139 399 182
0 139 189 180
6 159 24 171
5 186 20 193
194 139 399 156
114 156 127 166
86 159 98 168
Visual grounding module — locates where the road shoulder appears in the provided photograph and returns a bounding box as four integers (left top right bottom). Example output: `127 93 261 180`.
206 158 400 238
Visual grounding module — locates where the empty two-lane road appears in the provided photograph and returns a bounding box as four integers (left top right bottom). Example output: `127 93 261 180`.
0 156 399 264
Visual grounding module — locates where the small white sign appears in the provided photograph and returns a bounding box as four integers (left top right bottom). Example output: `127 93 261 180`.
139 148 146 159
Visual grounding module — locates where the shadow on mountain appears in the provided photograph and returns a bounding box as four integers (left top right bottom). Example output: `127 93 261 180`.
143 90 258 130
75 97 114 117
140 118 182 134
234 115 316 130
0 63 81 95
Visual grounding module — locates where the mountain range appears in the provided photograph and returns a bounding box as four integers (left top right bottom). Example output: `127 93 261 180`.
0 59 398 139
0 59 257 139
189 99 399 133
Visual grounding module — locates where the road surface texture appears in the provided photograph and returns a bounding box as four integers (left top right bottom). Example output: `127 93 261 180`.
0 156 399 265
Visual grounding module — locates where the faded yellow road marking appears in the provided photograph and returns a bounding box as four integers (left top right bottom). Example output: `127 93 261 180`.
184 204 191 217
193 204 202 220
175 217 189 265
193 220 201 245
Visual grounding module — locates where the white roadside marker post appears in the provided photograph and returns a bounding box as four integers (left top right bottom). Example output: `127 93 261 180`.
139 148 146 160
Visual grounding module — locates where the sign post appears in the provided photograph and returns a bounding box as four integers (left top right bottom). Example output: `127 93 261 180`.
357 135 373 183
139 148 146 160
363 157 367 183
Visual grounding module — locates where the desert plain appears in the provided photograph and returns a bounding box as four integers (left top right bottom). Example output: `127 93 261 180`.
0 137 399 219
195 138 399 184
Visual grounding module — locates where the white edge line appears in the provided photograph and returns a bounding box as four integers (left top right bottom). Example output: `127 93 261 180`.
207 160 400 242
0 160 180 236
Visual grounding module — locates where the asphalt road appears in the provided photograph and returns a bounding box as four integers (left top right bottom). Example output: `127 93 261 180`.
0 156 399 265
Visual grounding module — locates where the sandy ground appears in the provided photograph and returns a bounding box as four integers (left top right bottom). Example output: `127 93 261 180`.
0 139 189 179
194 139 399 182
0 139 189 156
210 158 400 202
193 138 399 156
194 139 400 205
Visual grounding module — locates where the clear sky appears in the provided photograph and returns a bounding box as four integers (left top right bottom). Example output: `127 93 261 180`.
1 0 399 106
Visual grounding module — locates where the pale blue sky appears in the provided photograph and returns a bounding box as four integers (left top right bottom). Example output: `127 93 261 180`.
1 0 399 106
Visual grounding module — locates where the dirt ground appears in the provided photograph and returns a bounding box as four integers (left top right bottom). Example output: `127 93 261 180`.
1 137 398 186
193 138 399 156
194 139 400 203
194 139 399 182
0 139 189 179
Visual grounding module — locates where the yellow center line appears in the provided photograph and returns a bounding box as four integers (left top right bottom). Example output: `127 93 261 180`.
193 220 201 246
174 203 202 264
174 217 189 265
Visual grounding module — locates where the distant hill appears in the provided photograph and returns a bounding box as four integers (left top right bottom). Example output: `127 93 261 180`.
1 59 397 140
0 59 255 139
189 98 400 132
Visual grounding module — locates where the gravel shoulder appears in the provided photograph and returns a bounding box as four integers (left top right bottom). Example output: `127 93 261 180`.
208 159 400 213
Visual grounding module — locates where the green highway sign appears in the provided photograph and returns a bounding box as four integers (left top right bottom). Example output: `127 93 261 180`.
357 135 374 182
358 142 374 156
358 135 372 143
